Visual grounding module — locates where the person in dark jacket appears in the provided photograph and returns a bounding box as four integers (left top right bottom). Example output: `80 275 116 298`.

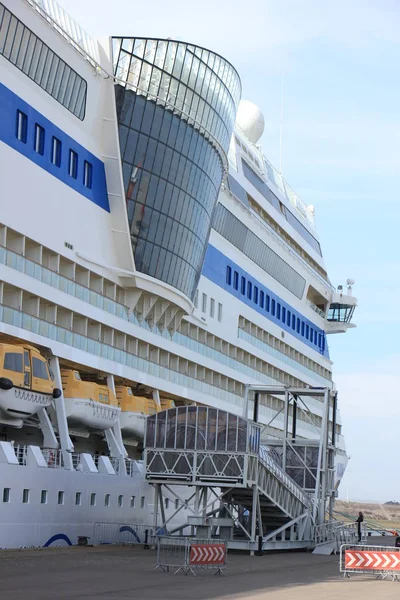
356 511 364 542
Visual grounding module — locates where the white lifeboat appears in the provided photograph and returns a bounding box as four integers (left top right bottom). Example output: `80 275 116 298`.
0 342 61 428
61 369 120 430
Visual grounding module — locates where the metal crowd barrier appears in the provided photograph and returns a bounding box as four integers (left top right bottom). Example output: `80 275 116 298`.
340 543 400 582
156 537 227 576
93 522 156 546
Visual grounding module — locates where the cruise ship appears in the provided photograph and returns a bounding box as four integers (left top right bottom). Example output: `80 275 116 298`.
0 0 357 550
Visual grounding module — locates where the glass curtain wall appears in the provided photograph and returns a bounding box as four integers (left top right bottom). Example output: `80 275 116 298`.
112 38 241 300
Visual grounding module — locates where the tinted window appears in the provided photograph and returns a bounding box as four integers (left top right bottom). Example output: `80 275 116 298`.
4 352 23 372
32 357 49 380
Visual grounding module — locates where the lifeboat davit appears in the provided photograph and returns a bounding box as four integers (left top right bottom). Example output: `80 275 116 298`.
0 342 61 428
61 369 120 430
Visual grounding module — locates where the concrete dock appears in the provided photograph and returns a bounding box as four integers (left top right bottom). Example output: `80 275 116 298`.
1 541 399 600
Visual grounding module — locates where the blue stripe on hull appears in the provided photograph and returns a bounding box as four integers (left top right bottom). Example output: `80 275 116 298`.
203 244 329 358
0 81 109 211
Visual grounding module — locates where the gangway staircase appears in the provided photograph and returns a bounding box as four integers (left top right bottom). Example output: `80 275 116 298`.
144 406 313 551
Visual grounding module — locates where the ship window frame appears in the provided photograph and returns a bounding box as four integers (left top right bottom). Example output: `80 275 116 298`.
3 352 23 373
51 136 62 167
33 123 45 155
16 109 27 143
3 488 10 503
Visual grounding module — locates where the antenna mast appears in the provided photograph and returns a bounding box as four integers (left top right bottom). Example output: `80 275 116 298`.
279 73 284 174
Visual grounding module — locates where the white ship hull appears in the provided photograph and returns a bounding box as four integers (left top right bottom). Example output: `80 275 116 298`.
0 0 356 549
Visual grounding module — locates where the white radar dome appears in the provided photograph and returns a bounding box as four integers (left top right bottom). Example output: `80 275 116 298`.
235 100 265 144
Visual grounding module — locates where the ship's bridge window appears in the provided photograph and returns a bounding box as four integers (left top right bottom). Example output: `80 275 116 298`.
240 276 246 295
271 299 275 316
32 357 49 379
226 265 232 285
16 110 27 143
233 271 239 290
328 303 355 323
4 352 23 373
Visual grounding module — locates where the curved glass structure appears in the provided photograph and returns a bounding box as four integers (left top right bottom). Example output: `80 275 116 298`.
112 38 241 300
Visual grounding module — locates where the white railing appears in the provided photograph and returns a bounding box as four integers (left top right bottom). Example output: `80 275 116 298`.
13 444 28 465
42 448 64 468
306 300 327 319
25 0 101 67
258 452 311 508
234 125 315 227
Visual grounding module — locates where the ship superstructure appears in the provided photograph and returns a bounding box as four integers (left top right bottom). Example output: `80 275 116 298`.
0 0 356 549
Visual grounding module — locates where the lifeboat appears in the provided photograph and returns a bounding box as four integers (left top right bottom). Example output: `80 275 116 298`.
0 342 61 428
117 386 159 440
61 369 120 430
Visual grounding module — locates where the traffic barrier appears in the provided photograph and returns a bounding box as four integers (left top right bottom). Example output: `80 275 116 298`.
340 544 400 581
93 522 156 546
156 537 227 575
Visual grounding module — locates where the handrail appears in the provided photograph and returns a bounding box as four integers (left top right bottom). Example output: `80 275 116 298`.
25 0 108 75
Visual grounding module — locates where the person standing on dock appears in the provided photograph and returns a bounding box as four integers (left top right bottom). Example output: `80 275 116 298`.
355 511 364 542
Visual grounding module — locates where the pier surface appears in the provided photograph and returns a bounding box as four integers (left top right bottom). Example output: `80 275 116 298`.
1 539 399 600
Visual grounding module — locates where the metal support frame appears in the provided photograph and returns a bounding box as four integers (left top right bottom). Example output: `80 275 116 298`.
244 385 338 532
48 356 74 470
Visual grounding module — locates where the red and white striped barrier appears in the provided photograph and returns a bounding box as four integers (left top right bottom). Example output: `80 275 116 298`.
190 543 226 566
340 544 400 581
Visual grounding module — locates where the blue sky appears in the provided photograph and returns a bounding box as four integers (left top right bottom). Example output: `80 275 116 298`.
63 0 400 502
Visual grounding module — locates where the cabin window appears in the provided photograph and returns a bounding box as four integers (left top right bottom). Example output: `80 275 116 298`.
75 492 82 506
16 110 27 143
41 490 48 504
210 298 215 318
83 160 93 188
226 265 232 285
105 493 110 507
68 149 78 178
253 286 258 304
259 290 264 308
90 493 96 506
22 489 30 504
118 495 123 507
130 496 135 507
265 295 270 312
140 496 145 508
247 281 252 299
58 491 64 505
34 123 45 155
4 352 23 373
51 136 62 167
32 357 49 379
271 299 276 316
276 303 281 320
233 271 239 290
3 488 10 503
282 307 286 323
240 277 246 295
